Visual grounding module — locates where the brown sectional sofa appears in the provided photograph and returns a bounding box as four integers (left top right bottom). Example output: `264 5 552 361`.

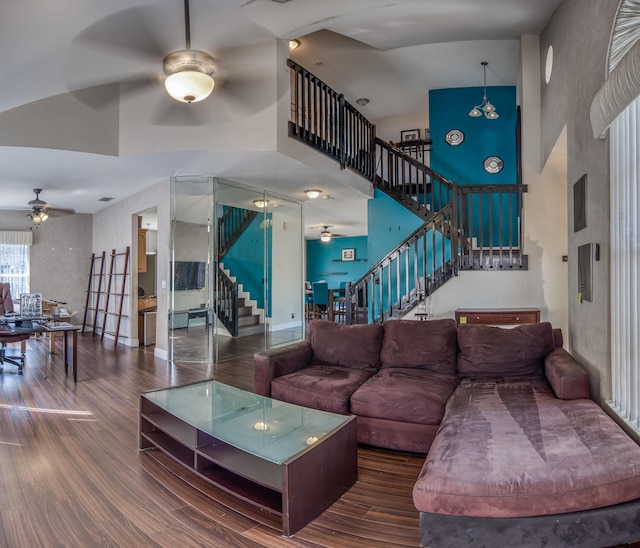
254 319 640 547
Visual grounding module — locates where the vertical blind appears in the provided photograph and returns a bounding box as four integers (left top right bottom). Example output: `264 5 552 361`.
608 95 640 432
0 244 30 297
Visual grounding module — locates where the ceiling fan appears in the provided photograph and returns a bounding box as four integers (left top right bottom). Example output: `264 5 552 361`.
26 189 75 225
67 0 276 125
309 225 346 242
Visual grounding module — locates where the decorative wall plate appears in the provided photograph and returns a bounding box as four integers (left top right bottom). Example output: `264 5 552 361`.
484 156 504 174
445 129 464 146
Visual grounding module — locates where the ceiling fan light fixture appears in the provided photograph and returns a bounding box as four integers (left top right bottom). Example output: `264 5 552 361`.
164 69 215 103
163 48 216 103
253 199 270 208
320 226 332 242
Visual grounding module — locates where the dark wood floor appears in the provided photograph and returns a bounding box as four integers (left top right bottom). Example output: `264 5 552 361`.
0 333 424 547
2 334 638 548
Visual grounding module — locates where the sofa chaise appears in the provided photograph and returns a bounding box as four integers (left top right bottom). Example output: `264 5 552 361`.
254 319 640 547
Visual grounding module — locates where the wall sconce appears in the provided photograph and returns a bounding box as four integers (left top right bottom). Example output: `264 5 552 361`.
304 189 322 199
469 61 499 120
289 39 300 51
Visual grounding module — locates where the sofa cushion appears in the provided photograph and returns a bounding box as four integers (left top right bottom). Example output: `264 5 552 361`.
457 322 555 377
271 364 374 414
413 376 640 518
380 319 458 374
308 319 384 372
351 368 459 424
545 347 591 400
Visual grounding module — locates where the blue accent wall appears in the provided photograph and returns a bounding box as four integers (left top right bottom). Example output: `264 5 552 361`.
429 86 517 186
306 236 368 288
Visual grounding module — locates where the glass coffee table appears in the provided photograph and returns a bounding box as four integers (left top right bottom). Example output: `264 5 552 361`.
140 380 357 536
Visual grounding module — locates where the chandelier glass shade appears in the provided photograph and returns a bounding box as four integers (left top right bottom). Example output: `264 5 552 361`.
469 62 499 120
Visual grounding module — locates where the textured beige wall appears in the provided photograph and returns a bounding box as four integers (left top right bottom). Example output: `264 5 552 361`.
540 0 620 401
0 210 93 320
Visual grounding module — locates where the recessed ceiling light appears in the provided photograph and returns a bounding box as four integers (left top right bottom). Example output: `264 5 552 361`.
356 98 369 106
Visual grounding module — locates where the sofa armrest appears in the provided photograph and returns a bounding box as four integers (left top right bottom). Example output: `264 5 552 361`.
254 341 313 397
544 348 590 400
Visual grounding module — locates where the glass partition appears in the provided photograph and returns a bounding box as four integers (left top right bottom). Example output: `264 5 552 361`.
169 176 304 366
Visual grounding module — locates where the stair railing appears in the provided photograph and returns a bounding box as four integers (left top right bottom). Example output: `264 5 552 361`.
288 59 375 177
346 201 458 324
374 137 455 221
215 265 239 337
218 208 258 260
288 59 528 322
456 184 528 270
216 206 259 336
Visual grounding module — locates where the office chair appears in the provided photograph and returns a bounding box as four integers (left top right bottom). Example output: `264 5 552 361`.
0 283 30 374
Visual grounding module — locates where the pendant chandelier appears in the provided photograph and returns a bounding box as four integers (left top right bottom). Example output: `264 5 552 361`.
469 61 499 120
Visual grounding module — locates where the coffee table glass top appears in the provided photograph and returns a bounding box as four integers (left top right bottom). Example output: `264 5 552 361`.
142 380 351 464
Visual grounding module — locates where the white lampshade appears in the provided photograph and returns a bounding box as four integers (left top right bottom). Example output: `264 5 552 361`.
164 70 215 103
320 230 331 242
469 107 482 117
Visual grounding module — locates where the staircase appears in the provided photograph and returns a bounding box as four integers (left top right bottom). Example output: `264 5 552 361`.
289 59 528 324
215 208 264 337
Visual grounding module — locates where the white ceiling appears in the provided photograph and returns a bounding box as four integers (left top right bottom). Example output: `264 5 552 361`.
0 0 562 237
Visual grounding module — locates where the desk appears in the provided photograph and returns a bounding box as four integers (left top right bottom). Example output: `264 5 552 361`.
45 323 81 382
0 319 80 382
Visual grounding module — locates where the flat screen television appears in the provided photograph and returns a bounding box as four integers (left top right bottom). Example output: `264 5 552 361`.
174 261 207 290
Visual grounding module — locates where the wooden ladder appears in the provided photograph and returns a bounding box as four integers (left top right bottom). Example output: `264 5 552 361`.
101 247 130 346
82 251 106 336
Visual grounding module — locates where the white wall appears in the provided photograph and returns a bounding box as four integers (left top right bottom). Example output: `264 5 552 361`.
540 0 619 401
270 209 304 331
92 180 170 357
411 270 557 326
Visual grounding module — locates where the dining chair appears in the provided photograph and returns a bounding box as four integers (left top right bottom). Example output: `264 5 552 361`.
333 281 347 322
0 283 30 374
305 281 314 319
311 282 329 319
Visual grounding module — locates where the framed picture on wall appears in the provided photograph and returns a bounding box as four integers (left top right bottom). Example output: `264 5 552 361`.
401 129 420 141
341 248 355 261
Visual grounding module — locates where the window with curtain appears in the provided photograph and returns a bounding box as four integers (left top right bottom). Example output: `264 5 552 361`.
0 231 32 298
590 1 640 435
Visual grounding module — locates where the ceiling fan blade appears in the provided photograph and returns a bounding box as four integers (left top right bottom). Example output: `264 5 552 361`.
72 6 171 62
47 207 76 217
69 76 158 111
